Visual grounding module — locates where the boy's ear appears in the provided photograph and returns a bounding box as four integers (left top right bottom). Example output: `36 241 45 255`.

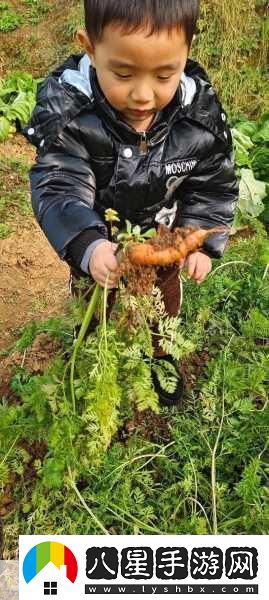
76 29 96 66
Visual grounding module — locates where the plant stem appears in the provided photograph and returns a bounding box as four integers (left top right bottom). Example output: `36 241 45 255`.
102 275 109 353
70 283 102 412
68 466 163 534
107 502 165 534
186 497 213 533
262 263 269 280
209 261 252 278
211 335 234 535
135 442 176 471
0 435 19 468
68 466 109 534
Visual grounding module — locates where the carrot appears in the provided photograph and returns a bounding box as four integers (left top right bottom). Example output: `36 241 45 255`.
127 245 184 266
126 226 228 266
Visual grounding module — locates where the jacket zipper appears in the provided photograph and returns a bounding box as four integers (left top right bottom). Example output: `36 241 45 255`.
139 131 148 154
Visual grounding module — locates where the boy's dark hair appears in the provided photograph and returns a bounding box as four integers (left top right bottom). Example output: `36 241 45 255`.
84 0 200 48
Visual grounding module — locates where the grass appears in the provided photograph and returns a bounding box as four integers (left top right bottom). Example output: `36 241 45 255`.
0 223 11 238
57 1 83 41
1 221 268 555
0 0 50 32
0 1 83 79
192 0 269 118
0 157 32 237
23 0 50 25
0 4 23 32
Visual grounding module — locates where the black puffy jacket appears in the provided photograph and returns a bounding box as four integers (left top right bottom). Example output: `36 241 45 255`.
23 52 239 272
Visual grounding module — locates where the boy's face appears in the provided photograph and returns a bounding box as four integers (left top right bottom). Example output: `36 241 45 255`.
77 24 189 132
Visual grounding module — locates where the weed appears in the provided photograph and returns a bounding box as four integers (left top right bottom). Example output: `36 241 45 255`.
0 8 23 33
193 0 268 117
28 298 49 315
0 157 32 232
56 0 83 41
23 0 50 25
0 222 11 238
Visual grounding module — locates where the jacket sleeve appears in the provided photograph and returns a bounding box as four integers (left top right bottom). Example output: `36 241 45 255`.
175 143 239 258
28 128 108 264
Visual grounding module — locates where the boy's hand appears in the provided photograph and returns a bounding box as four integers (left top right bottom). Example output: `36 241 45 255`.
179 251 212 284
89 241 120 289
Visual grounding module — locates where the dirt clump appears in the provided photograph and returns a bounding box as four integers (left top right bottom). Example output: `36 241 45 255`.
119 408 171 444
0 473 17 517
0 333 63 399
228 225 256 243
180 349 211 391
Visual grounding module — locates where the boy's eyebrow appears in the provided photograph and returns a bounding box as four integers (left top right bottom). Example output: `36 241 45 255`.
108 59 134 68
108 59 180 70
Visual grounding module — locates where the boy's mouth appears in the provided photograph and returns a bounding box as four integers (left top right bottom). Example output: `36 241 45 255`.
127 109 155 118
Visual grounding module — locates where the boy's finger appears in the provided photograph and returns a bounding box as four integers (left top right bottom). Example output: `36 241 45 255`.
195 265 211 284
186 254 197 278
99 280 118 289
97 272 119 288
105 258 120 273
102 268 120 283
192 263 204 281
196 274 206 285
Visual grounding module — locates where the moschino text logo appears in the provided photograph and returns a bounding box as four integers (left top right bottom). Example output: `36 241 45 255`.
165 159 197 176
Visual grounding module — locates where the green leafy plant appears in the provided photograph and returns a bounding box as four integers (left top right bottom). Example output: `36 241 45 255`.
117 220 156 243
232 113 269 224
0 71 43 141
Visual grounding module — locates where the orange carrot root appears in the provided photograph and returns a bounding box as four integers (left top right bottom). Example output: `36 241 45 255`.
126 226 228 266
127 244 182 266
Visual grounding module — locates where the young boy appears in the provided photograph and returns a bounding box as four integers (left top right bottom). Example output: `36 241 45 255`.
23 0 239 406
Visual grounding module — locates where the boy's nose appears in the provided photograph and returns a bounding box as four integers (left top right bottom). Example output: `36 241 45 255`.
130 83 154 106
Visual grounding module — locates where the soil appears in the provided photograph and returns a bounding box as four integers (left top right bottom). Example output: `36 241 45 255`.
0 0 82 79
0 135 70 355
180 349 211 391
228 224 257 243
0 221 69 352
119 408 172 445
0 333 64 399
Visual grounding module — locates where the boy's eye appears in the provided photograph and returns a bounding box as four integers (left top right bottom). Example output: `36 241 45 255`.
115 73 131 79
158 75 173 81
114 73 173 80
